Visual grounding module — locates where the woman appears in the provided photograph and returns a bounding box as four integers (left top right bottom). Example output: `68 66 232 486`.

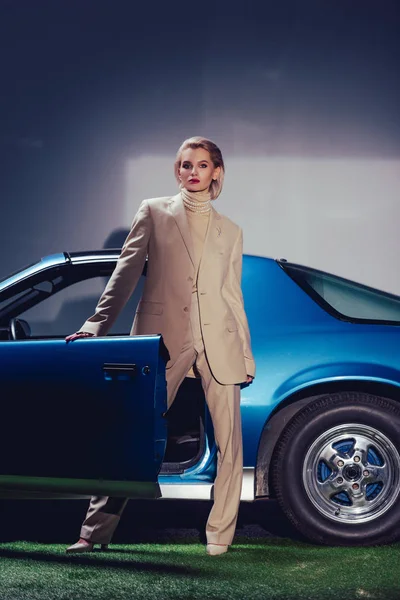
66 136 255 556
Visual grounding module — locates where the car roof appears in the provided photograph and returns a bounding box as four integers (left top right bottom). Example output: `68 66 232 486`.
0 253 67 292
66 249 121 264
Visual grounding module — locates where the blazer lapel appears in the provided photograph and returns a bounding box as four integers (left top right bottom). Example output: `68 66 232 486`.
205 206 222 246
168 193 195 267
199 207 223 273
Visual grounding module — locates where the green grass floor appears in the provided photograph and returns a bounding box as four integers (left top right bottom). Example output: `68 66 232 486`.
1 538 400 600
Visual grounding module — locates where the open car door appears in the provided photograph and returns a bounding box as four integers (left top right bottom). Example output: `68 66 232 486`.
0 334 167 499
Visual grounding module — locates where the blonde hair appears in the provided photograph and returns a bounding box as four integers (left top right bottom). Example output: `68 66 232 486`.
174 136 225 200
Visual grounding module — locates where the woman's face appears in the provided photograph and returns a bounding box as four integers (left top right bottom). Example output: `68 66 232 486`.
178 147 220 192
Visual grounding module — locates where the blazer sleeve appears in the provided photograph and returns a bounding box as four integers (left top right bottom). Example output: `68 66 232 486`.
78 199 152 336
227 227 256 378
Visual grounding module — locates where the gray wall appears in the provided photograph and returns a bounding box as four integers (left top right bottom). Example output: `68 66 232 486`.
1 1 399 292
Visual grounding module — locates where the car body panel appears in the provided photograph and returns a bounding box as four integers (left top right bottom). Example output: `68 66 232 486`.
2 251 400 502
240 256 400 466
0 334 167 498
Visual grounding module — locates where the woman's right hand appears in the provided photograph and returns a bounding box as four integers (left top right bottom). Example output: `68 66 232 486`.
65 331 94 343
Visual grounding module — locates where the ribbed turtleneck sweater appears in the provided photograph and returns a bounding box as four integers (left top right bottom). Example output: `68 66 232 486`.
181 187 211 292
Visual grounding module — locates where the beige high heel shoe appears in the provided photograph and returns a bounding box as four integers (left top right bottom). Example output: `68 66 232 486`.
66 538 109 554
206 543 228 556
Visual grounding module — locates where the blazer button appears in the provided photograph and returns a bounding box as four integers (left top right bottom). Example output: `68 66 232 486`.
183 306 189 312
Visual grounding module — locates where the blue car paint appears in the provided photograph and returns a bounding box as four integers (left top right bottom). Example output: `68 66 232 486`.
2 252 400 493
0 334 167 496
239 255 400 467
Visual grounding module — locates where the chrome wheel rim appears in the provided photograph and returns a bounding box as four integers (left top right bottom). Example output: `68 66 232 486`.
302 423 400 524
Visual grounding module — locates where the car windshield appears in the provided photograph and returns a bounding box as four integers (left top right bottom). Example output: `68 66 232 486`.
281 262 400 324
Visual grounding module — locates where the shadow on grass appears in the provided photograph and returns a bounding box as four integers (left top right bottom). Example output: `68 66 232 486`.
0 547 203 577
0 498 302 545
2 540 400 600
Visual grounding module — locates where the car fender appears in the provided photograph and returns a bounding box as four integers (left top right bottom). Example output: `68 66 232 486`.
255 362 400 498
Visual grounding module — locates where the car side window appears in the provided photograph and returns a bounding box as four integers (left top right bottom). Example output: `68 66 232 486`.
20 275 145 337
283 263 400 324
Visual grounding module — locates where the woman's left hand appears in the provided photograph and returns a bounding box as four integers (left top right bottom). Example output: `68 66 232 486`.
246 375 254 384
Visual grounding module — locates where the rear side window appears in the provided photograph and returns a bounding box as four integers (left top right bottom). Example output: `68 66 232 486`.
281 263 400 325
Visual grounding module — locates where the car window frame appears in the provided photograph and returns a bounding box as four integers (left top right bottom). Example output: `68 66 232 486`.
278 259 400 326
0 261 117 326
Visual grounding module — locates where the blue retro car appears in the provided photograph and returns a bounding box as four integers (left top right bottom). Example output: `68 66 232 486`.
1 251 400 546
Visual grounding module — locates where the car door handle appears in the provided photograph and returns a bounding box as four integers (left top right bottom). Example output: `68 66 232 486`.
102 363 137 380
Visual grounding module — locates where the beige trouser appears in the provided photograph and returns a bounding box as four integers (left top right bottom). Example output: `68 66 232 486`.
80 292 243 546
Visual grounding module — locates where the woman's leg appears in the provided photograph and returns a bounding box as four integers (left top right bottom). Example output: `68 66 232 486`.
189 294 243 546
70 325 197 549
196 355 243 545
79 496 129 544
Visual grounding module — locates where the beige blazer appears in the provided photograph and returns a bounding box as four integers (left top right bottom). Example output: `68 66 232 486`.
80 193 255 384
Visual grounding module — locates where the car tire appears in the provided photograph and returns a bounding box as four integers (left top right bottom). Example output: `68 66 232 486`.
271 392 400 545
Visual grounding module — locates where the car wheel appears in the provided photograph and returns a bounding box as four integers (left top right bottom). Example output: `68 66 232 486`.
271 392 400 545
